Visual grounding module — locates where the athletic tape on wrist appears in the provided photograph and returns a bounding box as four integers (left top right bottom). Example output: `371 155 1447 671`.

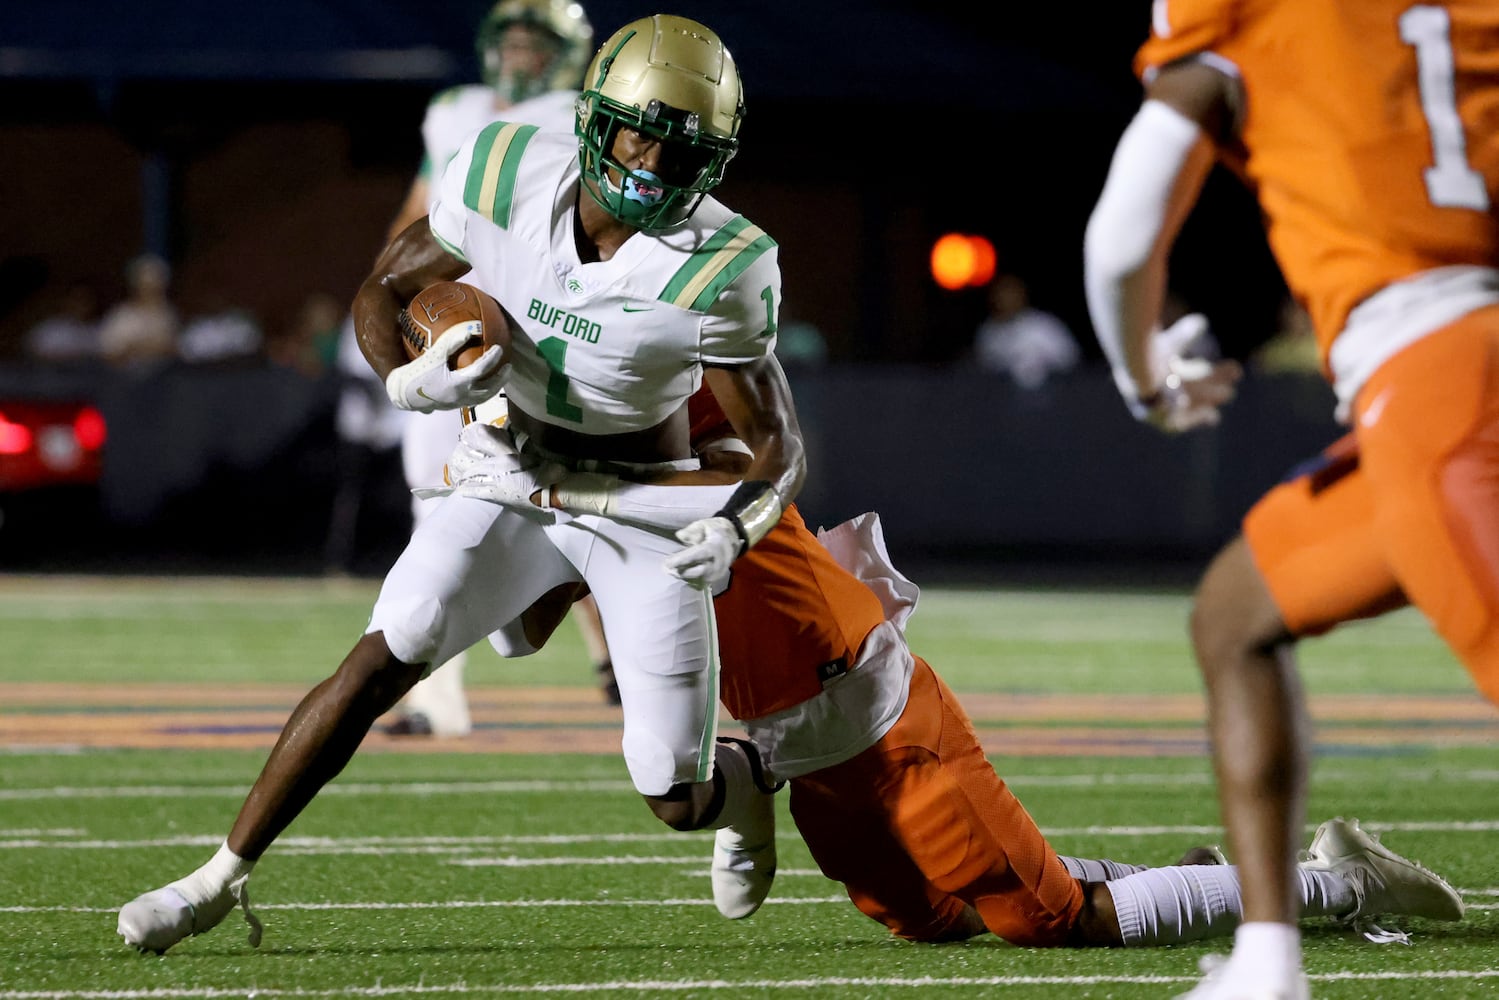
700 436 754 459
550 472 619 516
714 479 783 555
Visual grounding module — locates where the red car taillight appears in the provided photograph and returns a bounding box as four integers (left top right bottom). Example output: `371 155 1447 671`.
73 407 107 451
0 413 35 455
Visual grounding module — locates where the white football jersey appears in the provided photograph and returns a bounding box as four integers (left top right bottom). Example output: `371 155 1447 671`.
418 85 579 213
428 122 781 438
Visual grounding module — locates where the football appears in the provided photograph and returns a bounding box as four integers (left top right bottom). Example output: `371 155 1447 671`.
399 281 511 369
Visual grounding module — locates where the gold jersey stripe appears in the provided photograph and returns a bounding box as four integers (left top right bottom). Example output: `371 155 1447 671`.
462 121 538 227
660 215 776 312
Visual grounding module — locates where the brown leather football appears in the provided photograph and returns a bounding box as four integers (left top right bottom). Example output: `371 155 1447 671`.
399 281 512 369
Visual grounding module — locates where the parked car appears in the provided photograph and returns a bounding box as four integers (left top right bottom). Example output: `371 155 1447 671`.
0 399 106 492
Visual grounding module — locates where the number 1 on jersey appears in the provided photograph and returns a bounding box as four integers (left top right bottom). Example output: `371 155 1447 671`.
1401 5 1490 210
536 337 583 422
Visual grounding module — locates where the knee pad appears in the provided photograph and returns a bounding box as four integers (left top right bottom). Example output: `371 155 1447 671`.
621 726 707 798
369 593 445 666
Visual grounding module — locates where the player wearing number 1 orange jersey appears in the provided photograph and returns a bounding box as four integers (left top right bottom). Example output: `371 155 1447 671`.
1083 2 1499 997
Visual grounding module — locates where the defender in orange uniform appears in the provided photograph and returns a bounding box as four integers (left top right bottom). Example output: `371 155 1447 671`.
628 390 1458 949
1084 2 1499 996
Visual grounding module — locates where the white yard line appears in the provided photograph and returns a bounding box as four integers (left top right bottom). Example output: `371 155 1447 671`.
2 969 1498 998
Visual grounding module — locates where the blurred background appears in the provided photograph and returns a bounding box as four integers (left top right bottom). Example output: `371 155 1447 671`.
0 0 1335 581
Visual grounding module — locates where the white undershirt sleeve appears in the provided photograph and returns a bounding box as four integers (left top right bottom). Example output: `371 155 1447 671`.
1083 99 1215 402
551 475 740 532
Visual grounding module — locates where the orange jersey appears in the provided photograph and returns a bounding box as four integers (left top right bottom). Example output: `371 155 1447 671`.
713 503 888 721
685 384 888 720
1137 1 1499 359
688 384 735 445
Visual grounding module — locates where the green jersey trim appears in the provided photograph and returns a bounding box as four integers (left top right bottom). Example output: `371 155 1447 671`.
659 215 777 312
462 121 539 228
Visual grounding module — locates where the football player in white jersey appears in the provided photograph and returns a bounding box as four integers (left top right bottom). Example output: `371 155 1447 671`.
118 14 808 954
373 0 623 737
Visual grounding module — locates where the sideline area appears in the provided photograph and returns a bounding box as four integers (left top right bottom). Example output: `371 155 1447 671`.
5 681 1496 756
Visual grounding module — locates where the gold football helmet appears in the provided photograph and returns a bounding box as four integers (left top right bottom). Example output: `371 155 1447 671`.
477 0 594 103
576 14 743 231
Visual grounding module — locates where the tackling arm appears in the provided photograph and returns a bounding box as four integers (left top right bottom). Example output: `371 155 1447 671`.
658 356 805 589
702 354 806 514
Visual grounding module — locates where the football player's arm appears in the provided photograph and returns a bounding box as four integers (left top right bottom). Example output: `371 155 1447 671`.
538 420 751 530
353 218 507 412
352 218 465 381
703 354 805 510
659 356 805 589
1083 59 1242 429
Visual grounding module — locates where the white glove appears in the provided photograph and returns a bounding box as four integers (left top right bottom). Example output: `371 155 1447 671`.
663 516 740 592
1118 313 1242 433
445 421 519 486
441 423 565 512
385 325 509 413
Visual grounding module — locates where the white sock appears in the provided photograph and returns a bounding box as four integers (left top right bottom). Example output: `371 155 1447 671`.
1227 921 1303 978
708 739 763 833
1059 856 1150 881
1108 865 1243 945
170 842 255 904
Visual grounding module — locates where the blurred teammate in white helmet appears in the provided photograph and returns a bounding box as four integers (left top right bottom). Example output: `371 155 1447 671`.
378 0 617 737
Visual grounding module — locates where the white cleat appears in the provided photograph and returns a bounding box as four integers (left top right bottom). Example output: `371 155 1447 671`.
1298 816 1464 943
708 738 782 920
711 786 777 919
117 876 262 955
1174 953 1310 1000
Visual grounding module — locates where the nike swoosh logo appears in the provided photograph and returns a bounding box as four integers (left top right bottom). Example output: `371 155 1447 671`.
623 305 653 313
1359 387 1392 428
417 388 436 402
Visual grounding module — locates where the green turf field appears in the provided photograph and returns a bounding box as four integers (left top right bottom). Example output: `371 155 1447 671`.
1 575 1495 997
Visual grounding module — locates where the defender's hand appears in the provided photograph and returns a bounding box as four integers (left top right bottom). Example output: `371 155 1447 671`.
663 516 739 592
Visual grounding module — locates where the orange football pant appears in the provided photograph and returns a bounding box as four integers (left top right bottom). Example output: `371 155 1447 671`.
787 655 1084 945
1245 305 1499 705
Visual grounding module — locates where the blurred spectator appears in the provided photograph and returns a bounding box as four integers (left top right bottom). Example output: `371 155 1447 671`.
23 282 102 364
972 272 1079 389
322 315 408 575
98 253 179 372
178 292 263 365
1252 296 1321 375
267 292 342 378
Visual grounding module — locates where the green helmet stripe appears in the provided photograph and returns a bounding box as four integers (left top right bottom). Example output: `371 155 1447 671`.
659 215 776 312
462 121 539 227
